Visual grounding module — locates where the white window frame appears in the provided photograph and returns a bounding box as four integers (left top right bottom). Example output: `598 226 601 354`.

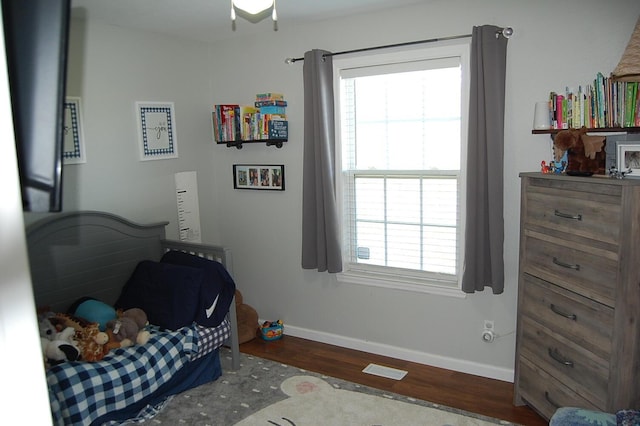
333 41 470 297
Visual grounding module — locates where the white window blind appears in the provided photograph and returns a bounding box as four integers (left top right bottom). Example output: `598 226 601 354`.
335 43 469 294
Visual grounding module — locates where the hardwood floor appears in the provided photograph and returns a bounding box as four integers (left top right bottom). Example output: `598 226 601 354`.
240 335 547 426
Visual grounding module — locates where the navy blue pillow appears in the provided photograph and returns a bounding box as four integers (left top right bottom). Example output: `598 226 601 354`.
116 260 203 330
160 250 236 327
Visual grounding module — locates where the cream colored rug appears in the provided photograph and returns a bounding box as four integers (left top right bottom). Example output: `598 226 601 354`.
236 375 508 426
148 347 515 426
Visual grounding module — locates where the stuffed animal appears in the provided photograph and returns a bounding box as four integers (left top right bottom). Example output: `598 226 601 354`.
39 316 81 366
75 323 110 362
119 307 148 330
235 290 259 344
553 127 606 174
105 308 151 352
49 312 109 362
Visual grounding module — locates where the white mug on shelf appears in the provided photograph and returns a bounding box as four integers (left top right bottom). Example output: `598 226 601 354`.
533 101 551 130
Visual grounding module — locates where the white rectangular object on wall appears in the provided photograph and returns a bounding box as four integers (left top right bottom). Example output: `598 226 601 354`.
174 171 201 242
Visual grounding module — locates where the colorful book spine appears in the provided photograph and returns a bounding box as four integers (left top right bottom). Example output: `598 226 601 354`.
549 92 556 129
625 82 638 127
212 111 220 141
256 92 284 101
259 106 287 115
239 106 258 140
636 88 640 126
255 100 287 107
555 94 565 129
214 104 240 142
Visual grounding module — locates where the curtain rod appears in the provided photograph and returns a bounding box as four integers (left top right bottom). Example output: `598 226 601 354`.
284 26 513 64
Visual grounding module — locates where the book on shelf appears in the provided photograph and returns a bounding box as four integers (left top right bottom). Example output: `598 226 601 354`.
213 104 288 142
268 119 288 139
213 104 240 142
256 92 284 101
239 106 258 141
544 75 640 130
258 105 287 115
255 100 287 107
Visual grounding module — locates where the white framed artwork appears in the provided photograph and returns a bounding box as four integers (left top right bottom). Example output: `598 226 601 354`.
135 101 178 161
617 143 640 178
63 97 86 164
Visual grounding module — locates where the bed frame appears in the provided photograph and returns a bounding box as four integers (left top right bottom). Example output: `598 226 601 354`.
26 210 240 369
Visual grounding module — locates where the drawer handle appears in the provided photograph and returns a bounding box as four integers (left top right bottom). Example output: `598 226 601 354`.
554 209 582 221
545 391 561 409
553 257 580 271
548 348 574 367
550 304 577 321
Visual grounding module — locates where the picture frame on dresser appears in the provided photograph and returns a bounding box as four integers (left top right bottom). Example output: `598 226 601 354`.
605 134 640 174
617 143 640 178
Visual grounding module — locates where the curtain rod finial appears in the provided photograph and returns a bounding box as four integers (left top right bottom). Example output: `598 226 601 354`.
502 27 514 38
284 57 295 64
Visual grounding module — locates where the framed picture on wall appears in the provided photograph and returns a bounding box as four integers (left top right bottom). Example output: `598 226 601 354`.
617 143 640 178
136 101 178 161
233 164 285 191
63 97 86 164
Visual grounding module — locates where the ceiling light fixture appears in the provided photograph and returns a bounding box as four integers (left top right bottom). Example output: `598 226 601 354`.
231 0 278 31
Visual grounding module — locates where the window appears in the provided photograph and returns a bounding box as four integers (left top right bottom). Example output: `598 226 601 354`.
334 42 470 295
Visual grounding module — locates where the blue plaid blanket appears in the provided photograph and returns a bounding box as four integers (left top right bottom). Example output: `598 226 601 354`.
47 320 230 426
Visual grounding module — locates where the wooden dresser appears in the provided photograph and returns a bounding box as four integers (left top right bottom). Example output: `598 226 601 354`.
514 172 640 420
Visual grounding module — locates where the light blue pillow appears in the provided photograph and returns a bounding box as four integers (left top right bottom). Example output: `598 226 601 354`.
73 298 117 331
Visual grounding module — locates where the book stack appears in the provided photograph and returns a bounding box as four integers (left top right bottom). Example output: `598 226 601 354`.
255 93 288 139
213 93 288 142
547 73 640 130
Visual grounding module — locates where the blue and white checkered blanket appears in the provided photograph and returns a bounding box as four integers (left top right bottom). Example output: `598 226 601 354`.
47 319 230 426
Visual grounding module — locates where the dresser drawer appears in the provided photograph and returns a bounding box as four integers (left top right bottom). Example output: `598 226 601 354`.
519 315 609 409
520 274 613 360
522 232 617 306
524 180 621 245
517 356 601 420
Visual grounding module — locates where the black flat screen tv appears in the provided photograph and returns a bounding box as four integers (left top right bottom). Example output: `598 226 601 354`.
2 0 71 212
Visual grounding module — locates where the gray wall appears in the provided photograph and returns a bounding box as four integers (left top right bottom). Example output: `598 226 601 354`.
32 0 640 381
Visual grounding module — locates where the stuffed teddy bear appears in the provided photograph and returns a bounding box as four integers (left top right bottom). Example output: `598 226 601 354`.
119 307 148 330
105 308 151 352
39 316 81 366
553 127 606 174
235 290 259 344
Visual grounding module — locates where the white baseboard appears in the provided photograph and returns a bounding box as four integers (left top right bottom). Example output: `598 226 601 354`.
280 323 514 382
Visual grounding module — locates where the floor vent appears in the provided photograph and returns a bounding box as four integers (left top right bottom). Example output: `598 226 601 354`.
362 363 408 380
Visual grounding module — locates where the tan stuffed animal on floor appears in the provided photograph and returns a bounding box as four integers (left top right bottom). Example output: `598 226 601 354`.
235 290 259 344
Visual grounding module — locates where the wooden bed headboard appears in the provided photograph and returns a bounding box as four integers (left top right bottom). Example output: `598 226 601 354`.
26 210 240 369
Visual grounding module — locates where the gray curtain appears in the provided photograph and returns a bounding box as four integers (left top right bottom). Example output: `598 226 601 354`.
461 25 509 294
301 49 342 273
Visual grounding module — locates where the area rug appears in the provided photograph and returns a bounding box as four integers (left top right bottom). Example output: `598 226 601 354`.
147 347 516 425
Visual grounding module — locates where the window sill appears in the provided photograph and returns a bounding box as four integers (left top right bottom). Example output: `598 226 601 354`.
336 268 466 298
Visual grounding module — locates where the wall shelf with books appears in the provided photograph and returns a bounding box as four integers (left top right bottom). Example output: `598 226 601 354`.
532 127 640 135
213 93 288 149
534 73 639 135
220 139 286 149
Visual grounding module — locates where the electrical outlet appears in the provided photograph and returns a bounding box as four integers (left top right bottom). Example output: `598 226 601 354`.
483 320 494 331
482 320 496 343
